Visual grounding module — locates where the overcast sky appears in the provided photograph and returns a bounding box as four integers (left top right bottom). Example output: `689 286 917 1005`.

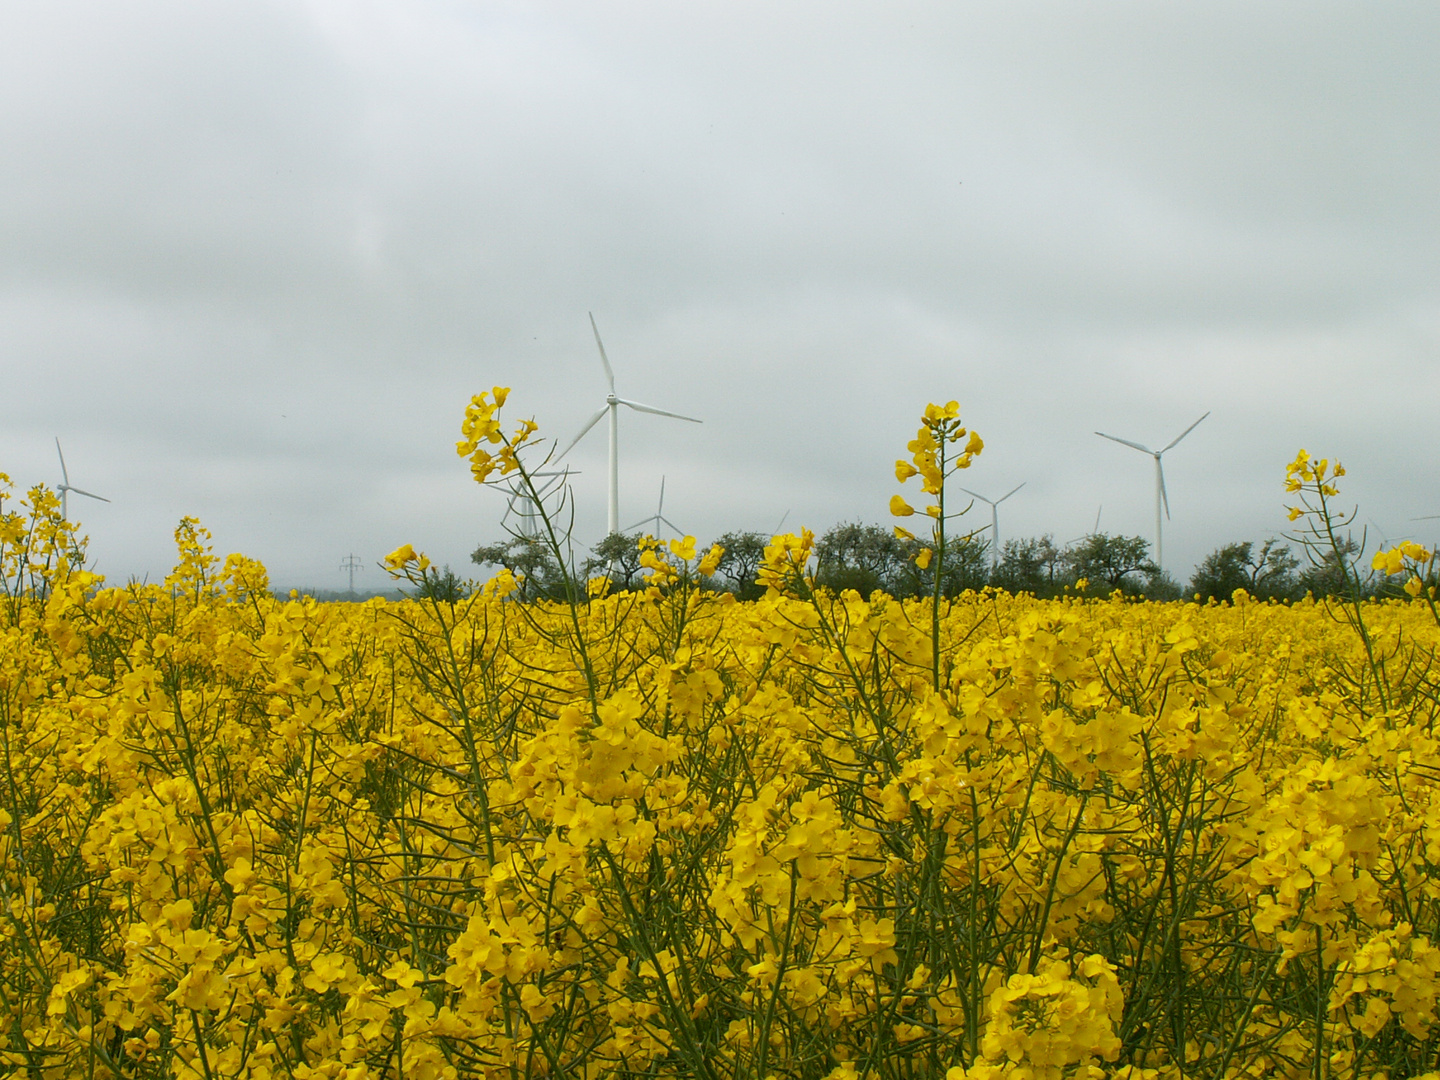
3 1 1438 590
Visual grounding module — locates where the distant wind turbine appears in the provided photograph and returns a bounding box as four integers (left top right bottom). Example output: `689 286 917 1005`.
1095 412 1209 574
498 470 574 539
1367 517 1413 550
1066 506 1103 547
958 483 1025 572
626 476 686 539
54 438 110 522
558 313 702 536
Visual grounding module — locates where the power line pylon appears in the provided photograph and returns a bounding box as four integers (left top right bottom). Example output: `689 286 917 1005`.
340 554 364 597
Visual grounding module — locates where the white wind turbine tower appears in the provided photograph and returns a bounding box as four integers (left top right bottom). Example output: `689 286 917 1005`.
1095 412 1209 575
55 438 110 522
626 476 685 539
558 313 702 536
957 483 1025 573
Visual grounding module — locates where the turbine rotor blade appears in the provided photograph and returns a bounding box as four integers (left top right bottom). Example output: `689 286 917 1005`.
659 515 684 535
588 312 616 394
69 487 109 503
997 482 1026 504
55 438 70 485
1162 411 1210 453
617 398 702 423
657 475 665 515
956 486 994 506
557 407 608 460
1096 431 1154 455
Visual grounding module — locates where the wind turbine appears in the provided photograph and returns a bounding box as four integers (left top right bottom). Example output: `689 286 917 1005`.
1065 507 1103 548
1367 518 1413 550
558 313 702 536
497 470 574 539
1095 412 1209 574
957 483 1025 572
626 476 686 539
54 438 110 522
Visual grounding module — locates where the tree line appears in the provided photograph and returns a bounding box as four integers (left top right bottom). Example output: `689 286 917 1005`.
419 524 1394 605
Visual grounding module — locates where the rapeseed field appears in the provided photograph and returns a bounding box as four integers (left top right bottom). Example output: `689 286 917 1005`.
4 395 1440 1079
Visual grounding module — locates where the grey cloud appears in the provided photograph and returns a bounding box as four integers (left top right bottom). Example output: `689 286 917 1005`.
2 0 1437 589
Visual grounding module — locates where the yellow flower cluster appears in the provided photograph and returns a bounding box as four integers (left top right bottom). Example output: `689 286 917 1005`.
1373 541 1436 599
952 953 1124 1080
456 387 538 484
891 400 982 516
891 402 984 579
6 417 1440 1080
1285 448 1345 520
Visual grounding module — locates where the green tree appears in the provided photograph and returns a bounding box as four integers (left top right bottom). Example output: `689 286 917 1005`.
814 522 910 596
1190 540 1300 602
709 531 768 601
1296 534 1369 600
992 535 1064 597
811 522 989 598
582 532 647 593
471 537 567 600
1140 570 1184 601
411 563 470 603
899 533 990 597
1063 533 1156 593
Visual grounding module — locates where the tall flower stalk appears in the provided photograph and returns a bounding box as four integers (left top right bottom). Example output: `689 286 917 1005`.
890 400 983 690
